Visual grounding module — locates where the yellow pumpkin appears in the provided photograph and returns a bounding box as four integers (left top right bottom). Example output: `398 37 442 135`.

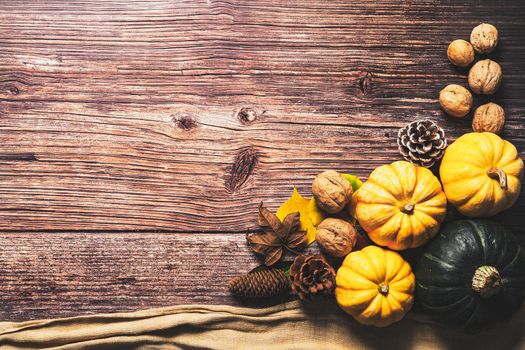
335 245 415 327
355 161 447 250
347 190 359 219
440 132 523 217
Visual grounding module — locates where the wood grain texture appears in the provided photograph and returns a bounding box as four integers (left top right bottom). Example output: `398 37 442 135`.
0 232 265 321
0 0 524 321
1 0 524 231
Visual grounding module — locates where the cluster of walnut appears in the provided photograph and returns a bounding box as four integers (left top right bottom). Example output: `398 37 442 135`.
312 171 357 258
440 23 505 135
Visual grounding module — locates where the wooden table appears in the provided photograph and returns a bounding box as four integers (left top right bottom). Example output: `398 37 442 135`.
1 0 524 322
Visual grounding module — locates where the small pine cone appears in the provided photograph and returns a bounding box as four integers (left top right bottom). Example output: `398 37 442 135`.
228 269 290 299
397 119 447 168
289 255 335 301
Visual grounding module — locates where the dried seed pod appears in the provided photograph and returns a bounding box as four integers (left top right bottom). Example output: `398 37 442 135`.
470 23 498 54
290 255 336 300
472 102 505 135
316 218 357 257
447 39 475 67
439 84 473 118
397 119 447 168
312 170 353 214
468 59 502 95
228 269 290 298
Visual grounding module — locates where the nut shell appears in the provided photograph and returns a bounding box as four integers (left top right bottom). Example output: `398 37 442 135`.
447 39 475 67
470 23 498 54
468 59 502 95
472 102 505 135
439 84 473 118
312 170 353 214
316 218 357 257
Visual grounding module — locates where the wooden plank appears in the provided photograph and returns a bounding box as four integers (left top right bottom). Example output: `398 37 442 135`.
1 0 525 323
0 227 523 322
0 232 271 321
1 0 524 231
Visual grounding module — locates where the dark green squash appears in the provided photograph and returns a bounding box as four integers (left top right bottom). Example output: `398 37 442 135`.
415 220 525 331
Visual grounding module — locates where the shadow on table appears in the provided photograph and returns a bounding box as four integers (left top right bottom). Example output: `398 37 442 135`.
299 298 525 350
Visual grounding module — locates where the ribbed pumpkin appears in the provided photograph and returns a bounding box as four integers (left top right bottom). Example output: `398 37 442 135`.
336 245 415 327
416 220 525 331
440 132 523 217
355 161 447 250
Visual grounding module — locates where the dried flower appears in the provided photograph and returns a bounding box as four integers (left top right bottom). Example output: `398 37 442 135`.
247 203 307 266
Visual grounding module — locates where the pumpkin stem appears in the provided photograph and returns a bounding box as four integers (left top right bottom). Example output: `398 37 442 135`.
401 202 415 214
487 167 508 190
378 284 389 295
472 265 502 298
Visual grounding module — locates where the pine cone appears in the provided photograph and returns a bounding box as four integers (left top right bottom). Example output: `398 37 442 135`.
397 119 447 168
228 269 290 298
289 255 335 301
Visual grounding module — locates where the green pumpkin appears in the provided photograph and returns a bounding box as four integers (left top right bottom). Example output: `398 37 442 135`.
415 220 525 331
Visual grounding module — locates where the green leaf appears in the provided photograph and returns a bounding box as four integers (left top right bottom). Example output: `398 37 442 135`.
283 266 291 281
342 174 363 192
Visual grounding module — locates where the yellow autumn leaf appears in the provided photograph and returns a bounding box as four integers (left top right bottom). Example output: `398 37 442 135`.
276 187 325 244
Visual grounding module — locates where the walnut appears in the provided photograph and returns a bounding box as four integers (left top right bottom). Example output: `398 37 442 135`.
312 170 353 214
468 59 502 95
447 39 475 67
439 84 473 118
315 218 357 257
472 102 505 135
470 23 498 54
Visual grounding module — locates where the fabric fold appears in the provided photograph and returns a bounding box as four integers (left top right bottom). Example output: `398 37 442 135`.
0 301 523 349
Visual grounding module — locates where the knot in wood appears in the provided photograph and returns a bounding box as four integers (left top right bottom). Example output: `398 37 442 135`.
224 146 258 193
237 107 258 125
171 113 197 130
358 72 373 94
8 86 20 95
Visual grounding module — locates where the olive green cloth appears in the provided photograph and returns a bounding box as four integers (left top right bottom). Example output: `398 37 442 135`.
0 301 523 350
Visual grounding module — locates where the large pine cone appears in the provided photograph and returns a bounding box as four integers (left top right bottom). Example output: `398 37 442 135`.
289 255 335 301
228 269 290 298
397 119 447 168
